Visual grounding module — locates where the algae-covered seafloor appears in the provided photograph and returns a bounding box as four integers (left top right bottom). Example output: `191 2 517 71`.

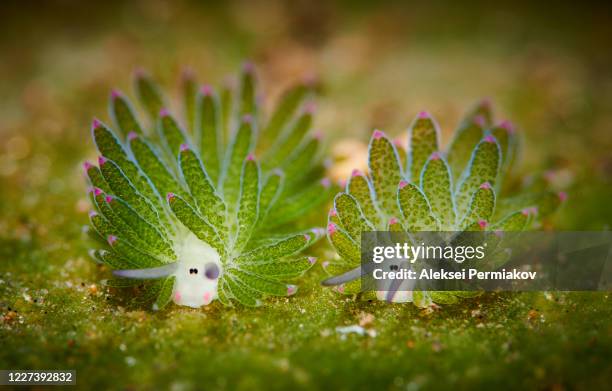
1 1 611 390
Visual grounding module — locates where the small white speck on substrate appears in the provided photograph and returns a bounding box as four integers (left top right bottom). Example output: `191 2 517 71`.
119 343 126 351
125 356 136 366
300 308 306 314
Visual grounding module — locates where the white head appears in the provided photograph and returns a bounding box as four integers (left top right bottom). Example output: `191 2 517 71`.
171 233 222 308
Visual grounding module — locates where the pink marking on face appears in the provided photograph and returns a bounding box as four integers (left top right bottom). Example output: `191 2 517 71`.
337 284 345 293
93 187 103 197
352 169 362 178
246 153 255 161
389 217 398 225
83 161 93 171
111 89 122 99
473 115 486 127
499 120 514 133
98 156 108 166
166 193 175 202
430 152 441 160
128 132 139 141
480 182 492 190
327 223 337 235
320 178 331 188
159 108 170 117
418 111 430 119
478 220 488 229
242 114 253 124
329 208 337 217
174 291 182 302
399 180 409 189
107 235 117 246
308 257 317 265
105 195 114 203
483 135 496 143
200 84 213 96
372 130 385 140
180 143 190 152
558 191 568 202
203 292 211 303
92 118 102 129
287 285 297 296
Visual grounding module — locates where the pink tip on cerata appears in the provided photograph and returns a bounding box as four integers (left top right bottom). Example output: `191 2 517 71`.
134 67 146 78
107 235 117 246
430 152 441 160
558 191 568 202
105 195 113 203
322 261 330 269
83 161 93 171
337 284 345 293
351 169 362 178
92 118 102 129
313 131 323 141
180 143 190 152
480 182 492 190
473 115 486 127
110 89 122 99
200 84 213 96
308 257 317 265
327 223 337 234
418 111 430 119
389 217 398 225
246 153 255 161
242 61 255 74
98 156 108 166
483 134 496 143
166 192 175 202
93 187 103 197
530 207 538 215
481 97 492 109
499 120 514 133
521 208 531 216
303 234 311 242
494 230 504 238
88 210 97 218
320 178 331 188
303 101 316 114
478 220 488 229
372 130 385 140
159 108 170 117
287 285 297 296
273 168 284 177
329 208 337 217
181 66 195 81
242 114 253 124
399 180 409 189
338 179 347 188
127 131 139 141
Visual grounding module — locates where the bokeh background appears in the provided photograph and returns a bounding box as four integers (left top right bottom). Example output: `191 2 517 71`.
1 1 611 390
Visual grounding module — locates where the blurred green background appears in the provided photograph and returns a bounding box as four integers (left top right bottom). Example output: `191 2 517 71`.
1 1 611 390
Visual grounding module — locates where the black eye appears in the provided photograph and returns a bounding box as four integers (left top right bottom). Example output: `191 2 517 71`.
189 268 198 275
204 263 219 279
